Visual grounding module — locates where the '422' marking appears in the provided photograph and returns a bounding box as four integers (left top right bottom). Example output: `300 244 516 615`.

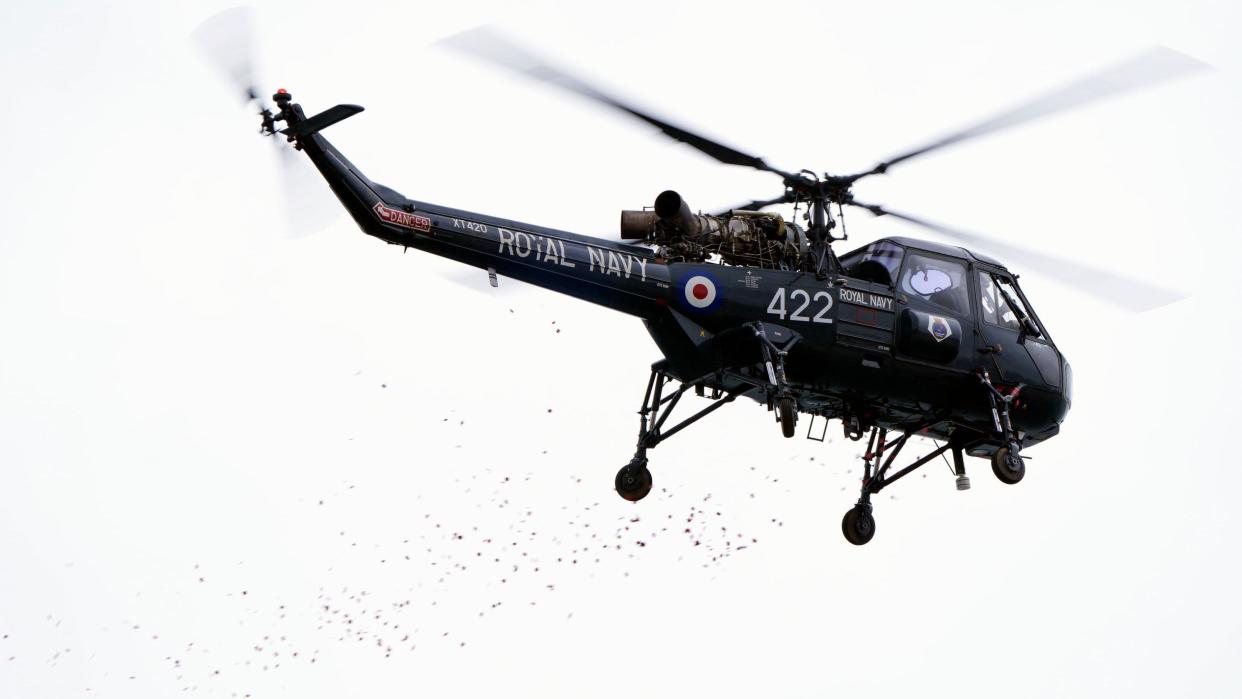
766 287 834 324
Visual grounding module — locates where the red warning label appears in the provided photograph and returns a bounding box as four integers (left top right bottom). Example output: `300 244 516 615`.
373 202 431 232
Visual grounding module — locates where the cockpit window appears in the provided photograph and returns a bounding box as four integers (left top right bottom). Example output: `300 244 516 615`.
978 272 1004 326
909 268 953 295
900 253 969 315
841 240 904 287
979 271 1042 335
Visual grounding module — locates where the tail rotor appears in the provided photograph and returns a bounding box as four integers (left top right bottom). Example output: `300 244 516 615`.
192 6 340 237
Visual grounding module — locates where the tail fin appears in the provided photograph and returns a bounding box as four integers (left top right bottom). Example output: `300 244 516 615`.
280 104 364 138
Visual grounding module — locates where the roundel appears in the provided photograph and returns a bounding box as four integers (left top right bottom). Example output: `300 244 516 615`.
683 274 719 311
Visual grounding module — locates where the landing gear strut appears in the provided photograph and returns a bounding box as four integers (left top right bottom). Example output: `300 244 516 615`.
752 323 800 439
614 364 739 502
841 423 982 545
977 369 1026 485
613 324 803 503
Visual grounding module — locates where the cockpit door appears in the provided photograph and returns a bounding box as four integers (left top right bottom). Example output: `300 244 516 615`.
975 269 1062 389
891 251 976 371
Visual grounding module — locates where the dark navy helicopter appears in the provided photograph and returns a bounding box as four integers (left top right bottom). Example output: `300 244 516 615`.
198 14 1198 544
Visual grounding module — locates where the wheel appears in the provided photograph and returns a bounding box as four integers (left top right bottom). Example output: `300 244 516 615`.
615 463 653 502
991 446 1025 484
778 397 797 439
841 505 876 546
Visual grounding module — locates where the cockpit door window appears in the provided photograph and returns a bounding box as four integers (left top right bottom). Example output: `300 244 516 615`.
899 253 969 315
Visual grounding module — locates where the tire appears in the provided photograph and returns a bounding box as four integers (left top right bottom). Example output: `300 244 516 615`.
615 463 653 502
841 505 876 546
778 397 797 439
991 446 1025 485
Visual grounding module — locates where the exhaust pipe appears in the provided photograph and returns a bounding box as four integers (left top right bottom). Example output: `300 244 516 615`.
619 210 659 240
619 190 718 240
654 190 702 236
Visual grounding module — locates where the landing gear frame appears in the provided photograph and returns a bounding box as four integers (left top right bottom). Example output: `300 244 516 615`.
842 423 986 545
614 364 741 502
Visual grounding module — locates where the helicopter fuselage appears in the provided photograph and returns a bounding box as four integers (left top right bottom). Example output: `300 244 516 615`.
210 29 1196 543
301 128 1070 454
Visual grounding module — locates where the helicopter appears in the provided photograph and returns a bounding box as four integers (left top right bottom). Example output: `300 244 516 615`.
197 14 1200 545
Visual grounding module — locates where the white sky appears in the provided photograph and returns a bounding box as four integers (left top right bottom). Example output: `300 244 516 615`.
2 0 1241 697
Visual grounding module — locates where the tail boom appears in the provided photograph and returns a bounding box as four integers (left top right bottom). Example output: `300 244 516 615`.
273 94 671 318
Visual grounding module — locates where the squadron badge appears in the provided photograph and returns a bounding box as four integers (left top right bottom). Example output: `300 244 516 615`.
928 315 952 343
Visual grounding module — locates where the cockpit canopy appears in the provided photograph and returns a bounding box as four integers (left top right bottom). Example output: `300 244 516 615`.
839 236 1045 337
840 239 905 287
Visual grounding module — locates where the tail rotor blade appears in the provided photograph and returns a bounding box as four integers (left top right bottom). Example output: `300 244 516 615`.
192 6 265 108
849 201 1185 312
267 135 340 238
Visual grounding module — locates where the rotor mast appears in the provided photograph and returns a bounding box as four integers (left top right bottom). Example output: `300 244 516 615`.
777 170 855 278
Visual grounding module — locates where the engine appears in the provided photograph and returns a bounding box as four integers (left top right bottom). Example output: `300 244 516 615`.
620 190 808 269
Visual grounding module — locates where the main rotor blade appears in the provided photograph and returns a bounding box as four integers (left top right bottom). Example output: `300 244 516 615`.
710 193 793 218
851 47 1208 180
438 26 792 178
848 201 1184 312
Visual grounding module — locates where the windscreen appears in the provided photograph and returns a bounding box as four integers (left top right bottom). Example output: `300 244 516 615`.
979 271 1042 335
